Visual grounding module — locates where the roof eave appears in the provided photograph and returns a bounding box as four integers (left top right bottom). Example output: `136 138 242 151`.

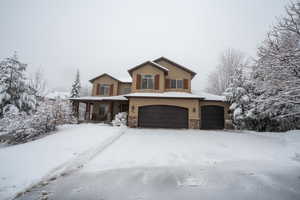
124 95 204 100
128 61 169 77
153 56 197 79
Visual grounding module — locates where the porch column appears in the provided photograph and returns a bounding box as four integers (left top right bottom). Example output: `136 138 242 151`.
85 102 90 120
72 101 79 118
106 102 113 122
110 102 114 121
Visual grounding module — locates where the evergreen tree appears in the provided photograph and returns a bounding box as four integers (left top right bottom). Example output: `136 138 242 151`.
0 52 36 117
70 69 81 98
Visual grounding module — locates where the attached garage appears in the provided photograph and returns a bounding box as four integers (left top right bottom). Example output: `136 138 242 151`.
201 105 224 129
138 105 188 129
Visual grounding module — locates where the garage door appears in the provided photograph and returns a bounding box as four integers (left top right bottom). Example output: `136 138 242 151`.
138 105 188 128
201 106 224 129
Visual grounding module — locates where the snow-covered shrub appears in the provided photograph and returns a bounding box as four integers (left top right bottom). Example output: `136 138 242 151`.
0 103 55 144
51 99 77 125
0 100 77 144
112 112 127 126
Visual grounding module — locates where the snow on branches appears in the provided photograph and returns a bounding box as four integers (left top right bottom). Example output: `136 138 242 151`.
0 53 36 117
70 69 81 98
225 1 300 131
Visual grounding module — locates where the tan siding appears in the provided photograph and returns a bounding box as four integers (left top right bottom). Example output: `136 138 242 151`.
118 82 132 95
155 60 192 93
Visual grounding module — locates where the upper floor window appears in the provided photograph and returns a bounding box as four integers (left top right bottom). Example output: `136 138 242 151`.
100 84 110 95
170 79 183 89
177 80 183 88
141 75 154 89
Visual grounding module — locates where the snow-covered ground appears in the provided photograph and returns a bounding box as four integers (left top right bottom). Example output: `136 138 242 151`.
0 124 124 200
2 125 300 200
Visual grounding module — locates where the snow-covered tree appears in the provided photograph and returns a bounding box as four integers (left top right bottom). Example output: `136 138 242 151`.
206 48 250 95
225 1 300 131
0 53 36 117
70 69 81 98
223 64 253 129
247 1 300 131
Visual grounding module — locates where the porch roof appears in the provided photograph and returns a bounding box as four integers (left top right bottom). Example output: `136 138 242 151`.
69 95 128 102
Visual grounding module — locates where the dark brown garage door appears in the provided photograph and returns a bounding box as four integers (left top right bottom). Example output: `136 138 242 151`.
138 105 188 128
201 106 224 129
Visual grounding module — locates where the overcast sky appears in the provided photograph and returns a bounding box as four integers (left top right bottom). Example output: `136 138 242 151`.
0 0 290 92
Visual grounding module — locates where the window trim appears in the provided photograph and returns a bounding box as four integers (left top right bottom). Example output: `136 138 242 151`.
99 84 110 95
169 79 184 89
177 79 183 89
170 79 177 89
141 74 154 89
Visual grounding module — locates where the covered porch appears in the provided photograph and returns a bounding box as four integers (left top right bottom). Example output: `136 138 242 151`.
70 96 129 123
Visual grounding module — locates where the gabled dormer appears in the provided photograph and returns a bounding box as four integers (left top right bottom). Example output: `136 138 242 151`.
128 61 168 93
89 73 131 96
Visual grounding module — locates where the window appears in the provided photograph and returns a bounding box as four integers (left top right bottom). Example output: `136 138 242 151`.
141 75 154 89
170 80 176 88
177 80 183 88
100 84 110 95
122 87 131 94
120 103 129 112
170 79 183 89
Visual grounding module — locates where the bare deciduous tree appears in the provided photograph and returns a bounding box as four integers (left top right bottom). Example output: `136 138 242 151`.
206 48 250 95
29 68 47 98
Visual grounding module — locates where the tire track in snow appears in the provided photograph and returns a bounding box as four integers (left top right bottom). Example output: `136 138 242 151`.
13 127 126 200
47 127 127 178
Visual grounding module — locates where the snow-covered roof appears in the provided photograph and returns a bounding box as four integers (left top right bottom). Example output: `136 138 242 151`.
192 90 226 101
125 91 226 101
45 91 69 100
69 92 225 102
89 73 132 83
153 56 197 78
128 61 169 76
117 77 132 83
125 92 204 99
69 95 128 101
149 61 169 72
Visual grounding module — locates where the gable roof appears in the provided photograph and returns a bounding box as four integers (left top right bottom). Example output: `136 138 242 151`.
128 61 169 76
89 73 131 83
153 56 197 79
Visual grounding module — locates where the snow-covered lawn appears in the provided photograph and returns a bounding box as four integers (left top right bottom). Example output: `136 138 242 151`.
0 124 124 200
83 129 300 171
2 125 300 200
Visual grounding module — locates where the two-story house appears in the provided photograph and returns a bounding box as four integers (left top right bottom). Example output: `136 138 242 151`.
70 57 231 129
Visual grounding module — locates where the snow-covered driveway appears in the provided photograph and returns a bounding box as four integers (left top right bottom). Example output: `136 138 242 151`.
16 128 300 200
0 124 125 200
